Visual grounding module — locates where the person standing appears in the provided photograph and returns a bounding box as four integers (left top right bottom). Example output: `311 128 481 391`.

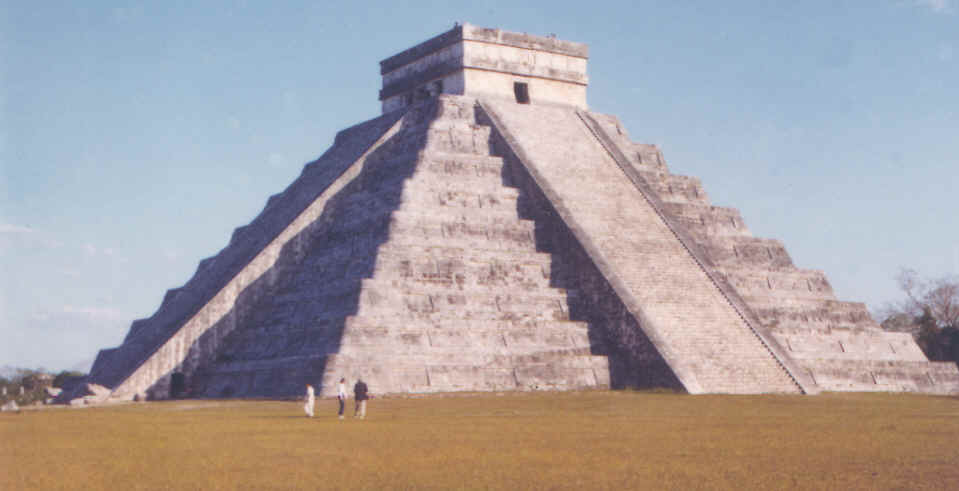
353 379 369 419
304 384 315 418
337 378 347 420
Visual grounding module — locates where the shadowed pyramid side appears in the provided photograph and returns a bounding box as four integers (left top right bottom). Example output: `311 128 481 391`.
173 95 610 399
77 108 409 401
182 104 431 398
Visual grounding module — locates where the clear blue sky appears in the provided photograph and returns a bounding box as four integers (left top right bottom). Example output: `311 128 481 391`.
2 1 957 372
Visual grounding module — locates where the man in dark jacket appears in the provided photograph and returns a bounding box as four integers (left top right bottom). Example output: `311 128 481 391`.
353 379 369 419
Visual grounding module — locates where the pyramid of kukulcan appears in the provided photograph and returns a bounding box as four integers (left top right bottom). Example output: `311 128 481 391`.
79 23 959 401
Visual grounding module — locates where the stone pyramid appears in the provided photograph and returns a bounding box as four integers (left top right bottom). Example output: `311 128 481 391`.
81 24 959 401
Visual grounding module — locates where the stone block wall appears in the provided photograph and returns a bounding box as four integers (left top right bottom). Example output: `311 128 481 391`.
182 95 609 399
81 86 958 401
584 109 959 394
81 109 407 400
380 23 589 113
480 98 803 394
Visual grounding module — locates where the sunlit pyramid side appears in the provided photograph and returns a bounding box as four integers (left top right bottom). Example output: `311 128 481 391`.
74 23 959 403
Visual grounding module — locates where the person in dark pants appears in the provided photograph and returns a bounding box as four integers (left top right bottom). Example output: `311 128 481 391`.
353 379 369 419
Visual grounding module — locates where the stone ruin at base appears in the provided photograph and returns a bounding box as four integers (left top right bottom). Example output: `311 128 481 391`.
72 24 959 402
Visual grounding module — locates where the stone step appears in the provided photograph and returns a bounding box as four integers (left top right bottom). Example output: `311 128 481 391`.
363 130 429 165
338 326 592 355
715 267 835 301
750 299 874 325
586 113 671 173
371 249 555 290
272 208 545 288
354 278 571 320
798 359 959 394
225 315 591 337
387 212 536 250
329 197 401 231
382 233 539 254
402 168 515 195
322 351 610 395
398 161 519 211
217 323 595 361
635 171 709 205
700 236 795 269
264 277 575 327
627 143 670 172
262 289 492 322
773 323 883 337
661 202 752 238
390 204 532 224
433 94 480 122
423 124 493 156
342 315 588 330
426 118 490 133
325 347 600 368
397 188 520 215
264 238 560 303
404 155 509 193
348 155 423 191
350 306 568 324
761 316 878 333
346 149 514 196
358 276 570 298
374 243 554 266
419 150 504 165
260 350 579 371
586 112 631 144
772 329 928 362
197 349 609 397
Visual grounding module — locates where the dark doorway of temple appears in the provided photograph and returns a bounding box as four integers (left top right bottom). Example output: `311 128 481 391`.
514 82 530 103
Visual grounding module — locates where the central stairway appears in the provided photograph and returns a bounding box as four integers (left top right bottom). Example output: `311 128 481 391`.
190 96 610 397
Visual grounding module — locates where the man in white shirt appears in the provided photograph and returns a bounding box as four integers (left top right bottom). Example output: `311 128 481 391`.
304 384 315 418
337 378 347 420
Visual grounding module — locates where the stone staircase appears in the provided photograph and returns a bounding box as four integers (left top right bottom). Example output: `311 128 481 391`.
584 111 959 394
84 91 957 401
189 95 609 398
480 98 803 394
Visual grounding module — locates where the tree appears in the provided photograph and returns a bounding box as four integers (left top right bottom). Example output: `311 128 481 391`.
52 370 86 389
881 269 959 366
20 371 48 391
884 269 959 328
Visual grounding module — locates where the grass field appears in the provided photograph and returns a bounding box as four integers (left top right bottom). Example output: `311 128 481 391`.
2 391 957 490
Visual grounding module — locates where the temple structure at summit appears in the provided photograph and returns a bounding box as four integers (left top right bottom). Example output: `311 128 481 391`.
77 23 959 401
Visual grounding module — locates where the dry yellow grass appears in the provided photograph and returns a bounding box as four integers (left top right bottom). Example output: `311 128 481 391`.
2 391 957 490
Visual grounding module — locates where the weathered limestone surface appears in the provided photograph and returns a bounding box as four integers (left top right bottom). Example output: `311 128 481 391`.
380 23 589 113
78 25 957 400
86 96 610 400
583 111 959 394
79 110 406 400
480 98 803 394
189 96 608 398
